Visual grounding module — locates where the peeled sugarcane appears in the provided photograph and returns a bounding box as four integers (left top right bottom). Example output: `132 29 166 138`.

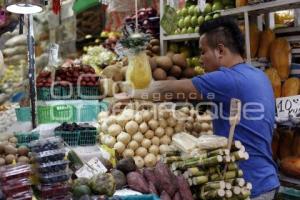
225 190 233 198
200 189 226 199
237 188 251 199
202 181 226 191
231 151 248 161
231 141 243 151
163 156 183 164
233 186 242 195
223 155 231 163
225 182 232 190
207 149 230 157
246 182 252 190
172 155 223 171
227 163 238 171
191 175 209 186
185 167 206 178
235 178 246 187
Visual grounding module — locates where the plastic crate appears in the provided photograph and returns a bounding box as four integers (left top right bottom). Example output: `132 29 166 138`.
60 86 76 100
15 131 39 147
54 131 80 146
78 86 100 99
78 130 97 146
15 107 31 122
79 105 99 122
37 106 52 124
51 105 77 123
37 87 51 101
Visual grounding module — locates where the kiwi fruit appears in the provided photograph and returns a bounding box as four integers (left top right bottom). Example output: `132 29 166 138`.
170 65 182 78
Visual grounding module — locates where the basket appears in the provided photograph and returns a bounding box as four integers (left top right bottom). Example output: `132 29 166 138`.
15 107 31 122
60 86 76 100
78 86 100 100
78 105 99 122
54 131 80 146
78 130 97 146
15 131 40 147
37 106 52 124
51 105 77 123
37 87 51 101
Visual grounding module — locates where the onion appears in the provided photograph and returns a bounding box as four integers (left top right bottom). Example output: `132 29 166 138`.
159 144 170 154
132 132 144 143
123 149 135 158
117 132 131 145
155 127 165 138
160 135 171 145
167 117 176 127
149 145 159 155
108 124 122 137
144 153 157 168
125 121 139 135
134 113 143 124
139 122 149 133
128 140 139 151
102 135 116 148
159 119 168 128
141 139 152 149
142 110 152 122
134 156 144 169
174 124 184 133
114 142 126 154
145 130 154 139
165 127 174 137
148 119 159 130
135 147 148 158
151 136 160 146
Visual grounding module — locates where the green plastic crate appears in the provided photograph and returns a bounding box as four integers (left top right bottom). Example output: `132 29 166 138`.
60 86 76 100
79 105 99 122
15 131 39 146
54 131 80 146
15 107 31 122
37 87 51 101
37 106 52 124
78 86 100 99
51 105 77 123
78 130 97 146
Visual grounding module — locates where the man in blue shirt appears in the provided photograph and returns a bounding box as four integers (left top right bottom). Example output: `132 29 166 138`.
117 16 279 199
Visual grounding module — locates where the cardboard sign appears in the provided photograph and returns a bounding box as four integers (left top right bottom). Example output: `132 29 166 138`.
276 95 300 118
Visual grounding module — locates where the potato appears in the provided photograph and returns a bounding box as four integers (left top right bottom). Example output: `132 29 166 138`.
18 146 29 156
170 65 182 78
9 137 18 144
153 68 167 80
17 156 29 164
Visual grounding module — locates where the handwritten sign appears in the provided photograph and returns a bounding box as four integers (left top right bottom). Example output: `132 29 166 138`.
276 95 300 118
75 157 107 179
198 0 206 12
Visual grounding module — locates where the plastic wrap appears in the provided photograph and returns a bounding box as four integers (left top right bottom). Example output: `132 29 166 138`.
0 164 31 182
30 137 63 153
38 182 70 198
37 160 69 174
32 149 66 164
196 135 228 150
39 170 71 184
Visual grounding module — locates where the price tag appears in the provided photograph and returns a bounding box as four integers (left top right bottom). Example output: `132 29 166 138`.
276 95 300 118
87 157 108 174
48 43 59 66
76 165 95 179
198 0 206 12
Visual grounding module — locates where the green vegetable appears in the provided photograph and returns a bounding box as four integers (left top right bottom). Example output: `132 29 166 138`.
72 185 91 199
89 173 116 196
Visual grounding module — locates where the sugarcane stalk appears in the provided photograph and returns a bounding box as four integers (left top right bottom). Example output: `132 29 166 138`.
172 155 223 170
173 170 182 176
233 186 241 195
231 141 243 151
165 151 181 157
231 155 236 162
207 149 230 157
228 163 238 171
202 181 226 191
226 179 235 185
246 182 252 190
243 152 249 160
186 167 207 177
225 182 232 190
237 188 251 199
192 176 209 185
235 178 245 187
200 189 226 199
237 169 243 177
211 170 242 181
223 155 231 163
163 156 183 164
231 151 247 161
225 190 233 198
208 166 219 174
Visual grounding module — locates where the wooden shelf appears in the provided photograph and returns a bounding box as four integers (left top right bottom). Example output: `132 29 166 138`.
161 33 200 42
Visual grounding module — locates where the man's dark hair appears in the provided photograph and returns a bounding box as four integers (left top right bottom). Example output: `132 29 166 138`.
199 16 245 56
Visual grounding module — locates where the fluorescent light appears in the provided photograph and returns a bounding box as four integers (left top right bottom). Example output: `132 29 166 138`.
6 0 44 14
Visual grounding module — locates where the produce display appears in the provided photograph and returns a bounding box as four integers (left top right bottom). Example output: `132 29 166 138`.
0 164 33 199
2 34 27 65
101 31 122 52
124 7 159 38
0 104 17 133
164 141 251 200
0 132 30 166
146 38 160 57
30 137 71 199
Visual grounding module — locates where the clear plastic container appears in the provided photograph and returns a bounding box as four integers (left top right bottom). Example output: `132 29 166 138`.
38 182 71 198
44 193 72 200
5 190 33 200
0 164 31 182
30 137 64 153
2 178 31 197
39 171 71 184
37 160 70 174
32 149 66 164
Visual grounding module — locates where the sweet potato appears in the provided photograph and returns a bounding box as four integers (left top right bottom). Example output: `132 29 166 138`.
154 162 178 197
143 168 158 186
176 175 193 200
160 191 172 200
149 181 158 195
173 192 182 200
127 171 149 193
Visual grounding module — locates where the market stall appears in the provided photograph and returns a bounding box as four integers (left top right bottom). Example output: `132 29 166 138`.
0 0 300 199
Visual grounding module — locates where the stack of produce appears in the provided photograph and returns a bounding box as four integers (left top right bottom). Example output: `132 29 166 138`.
30 137 71 199
124 7 159 38
0 133 30 166
174 1 234 35
36 70 52 88
100 31 122 52
0 164 33 199
162 141 251 200
145 38 160 57
0 104 17 133
2 35 27 65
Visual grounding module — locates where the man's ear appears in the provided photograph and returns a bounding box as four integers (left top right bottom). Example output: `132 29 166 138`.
214 43 226 59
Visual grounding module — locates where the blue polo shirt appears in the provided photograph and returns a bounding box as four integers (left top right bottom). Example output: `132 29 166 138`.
192 63 280 197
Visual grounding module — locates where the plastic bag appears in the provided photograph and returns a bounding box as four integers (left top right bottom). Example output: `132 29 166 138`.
196 135 228 150
126 51 152 89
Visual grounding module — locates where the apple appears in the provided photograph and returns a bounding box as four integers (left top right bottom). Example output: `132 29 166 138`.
191 16 198 26
195 27 200 33
205 15 213 21
178 18 185 28
184 16 192 27
187 27 194 34
198 16 205 26
188 5 195 15
204 3 212 15
181 8 188 16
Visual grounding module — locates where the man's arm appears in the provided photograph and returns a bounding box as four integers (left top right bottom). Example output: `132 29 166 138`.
130 79 202 102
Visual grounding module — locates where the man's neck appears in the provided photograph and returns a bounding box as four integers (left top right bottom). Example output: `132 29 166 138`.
223 55 245 68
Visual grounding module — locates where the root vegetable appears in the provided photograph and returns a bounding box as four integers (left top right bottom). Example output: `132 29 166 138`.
17 156 29 164
114 142 126 154
111 169 127 190
133 132 144 143
160 135 171 145
141 139 152 149
151 137 160 146
5 145 17 155
165 127 174 137
134 113 143 124
134 156 144 168
159 119 168 128
116 157 137 174
135 147 148 158
177 175 194 200
139 122 149 133
155 127 165 137
167 117 176 127
125 121 139 135
142 110 152 122
174 124 184 133
145 130 154 139
185 122 193 132
160 191 171 200
101 123 109 133
148 119 159 130
117 132 131 145
149 181 158 195
157 155 161 162
201 122 210 131
159 145 170 154
128 141 139 151
18 146 29 156
116 116 128 128
102 135 116 148
155 162 178 197
144 153 157 167
123 149 135 158
127 171 149 193
107 116 117 126
149 145 159 155
108 124 122 137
